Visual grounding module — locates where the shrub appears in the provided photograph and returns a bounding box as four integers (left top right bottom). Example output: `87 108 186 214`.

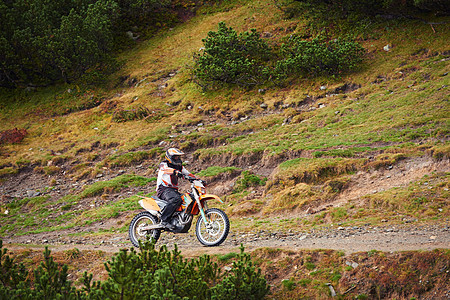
0 0 186 88
193 22 272 89
0 0 119 87
233 171 267 193
274 0 448 21
0 240 270 299
211 244 270 300
274 36 365 79
194 22 365 89
0 128 27 145
413 0 450 13
282 279 297 290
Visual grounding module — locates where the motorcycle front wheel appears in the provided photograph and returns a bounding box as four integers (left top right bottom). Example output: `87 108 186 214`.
129 211 161 247
195 208 230 246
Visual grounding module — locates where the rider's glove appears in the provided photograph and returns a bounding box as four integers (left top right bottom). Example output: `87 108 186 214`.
174 170 183 178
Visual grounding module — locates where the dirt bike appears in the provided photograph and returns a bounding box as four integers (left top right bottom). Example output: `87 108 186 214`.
129 175 230 247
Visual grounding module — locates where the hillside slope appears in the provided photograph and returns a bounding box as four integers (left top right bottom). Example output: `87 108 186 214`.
1 1 449 298
1 0 449 250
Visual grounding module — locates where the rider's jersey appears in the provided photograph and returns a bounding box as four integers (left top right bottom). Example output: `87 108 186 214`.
156 161 194 191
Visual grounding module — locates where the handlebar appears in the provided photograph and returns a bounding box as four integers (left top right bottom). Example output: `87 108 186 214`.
184 175 206 186
174 170 205 185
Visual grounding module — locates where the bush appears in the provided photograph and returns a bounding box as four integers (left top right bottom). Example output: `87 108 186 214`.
0 0 119 87
112 106 151 123
274 0 449 22
274 36 365 79
194 22 365 89
234 171 267 193
413 0 450 13
0 240 270 299
193 22 272 89
0 128 27 145
0 0 180 88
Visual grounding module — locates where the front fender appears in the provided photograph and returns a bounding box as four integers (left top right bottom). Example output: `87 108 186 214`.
200 194 223 203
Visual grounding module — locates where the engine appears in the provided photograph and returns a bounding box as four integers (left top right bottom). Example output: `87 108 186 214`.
169 211 193 233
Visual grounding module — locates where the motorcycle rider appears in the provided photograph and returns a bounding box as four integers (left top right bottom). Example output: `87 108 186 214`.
157 148 197 230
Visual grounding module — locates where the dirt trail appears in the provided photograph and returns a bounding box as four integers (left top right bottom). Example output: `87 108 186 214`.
2 156 449 257
4 223 449 257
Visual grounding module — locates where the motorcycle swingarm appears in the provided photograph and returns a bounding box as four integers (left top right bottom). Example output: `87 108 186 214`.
139 224 164 231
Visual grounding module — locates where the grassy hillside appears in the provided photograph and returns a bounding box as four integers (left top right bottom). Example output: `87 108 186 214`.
0 0 449 237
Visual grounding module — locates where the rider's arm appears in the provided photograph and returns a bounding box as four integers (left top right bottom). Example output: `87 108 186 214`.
181 166 196 179
161 163 176 174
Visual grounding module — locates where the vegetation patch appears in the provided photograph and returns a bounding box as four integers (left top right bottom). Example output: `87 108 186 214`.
272 157 364 187
0 241 270 299
79 174 155 199
263 183 317 213
312 147 375 158
193 21 272 89
0 128 27 145
427 143 450 160
0 167 18 178
233 171 267 193
275 36 365 79
196 166 239 177
112 106 152 123
105 148 162 167
193 21 365 89
360 172 449 222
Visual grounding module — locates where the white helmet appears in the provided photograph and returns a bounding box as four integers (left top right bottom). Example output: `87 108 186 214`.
165 148 184 166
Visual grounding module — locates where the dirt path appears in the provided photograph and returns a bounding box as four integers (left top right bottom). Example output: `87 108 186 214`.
2 156 449 257
4 223 449 257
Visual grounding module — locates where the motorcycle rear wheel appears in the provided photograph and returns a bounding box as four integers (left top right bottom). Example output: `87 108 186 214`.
195 208 229 246
129 211 161 247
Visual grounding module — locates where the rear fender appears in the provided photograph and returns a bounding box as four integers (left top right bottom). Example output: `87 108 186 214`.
138 197 161 212
199 194 223 203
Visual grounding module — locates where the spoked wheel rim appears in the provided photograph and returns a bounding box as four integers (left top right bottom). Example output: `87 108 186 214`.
129 212 160 247
133 217 154 239
196 208 229 246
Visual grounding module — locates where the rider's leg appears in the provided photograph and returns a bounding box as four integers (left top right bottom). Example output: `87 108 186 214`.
160 188 183 223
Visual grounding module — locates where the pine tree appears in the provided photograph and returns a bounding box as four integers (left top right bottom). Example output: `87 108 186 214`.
0 240 31 299
32 247 77 299
211 244 270 300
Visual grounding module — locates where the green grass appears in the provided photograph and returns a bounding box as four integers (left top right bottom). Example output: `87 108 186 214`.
196 166 239 177
274 157 364 186
0 175 155 235
312 147 376 158
331 207 347 222
217 252 238 262
79 174 155 198
0 0 448 237
105 149 162 167
233 171 267 193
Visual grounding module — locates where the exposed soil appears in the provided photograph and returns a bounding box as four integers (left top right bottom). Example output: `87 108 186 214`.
4 222 449 256
2 155 449 257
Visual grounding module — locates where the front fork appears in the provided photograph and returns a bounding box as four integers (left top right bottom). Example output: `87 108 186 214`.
196 197 211 227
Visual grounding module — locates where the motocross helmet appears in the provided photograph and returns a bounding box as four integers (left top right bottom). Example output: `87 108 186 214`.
165 148 184 166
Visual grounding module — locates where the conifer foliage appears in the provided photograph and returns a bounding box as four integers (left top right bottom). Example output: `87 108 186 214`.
0 0 177 88
0 240 270 299
193 22 366 89
193 22 273 89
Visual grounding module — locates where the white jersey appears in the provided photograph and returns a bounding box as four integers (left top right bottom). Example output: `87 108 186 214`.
156 161 193 190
